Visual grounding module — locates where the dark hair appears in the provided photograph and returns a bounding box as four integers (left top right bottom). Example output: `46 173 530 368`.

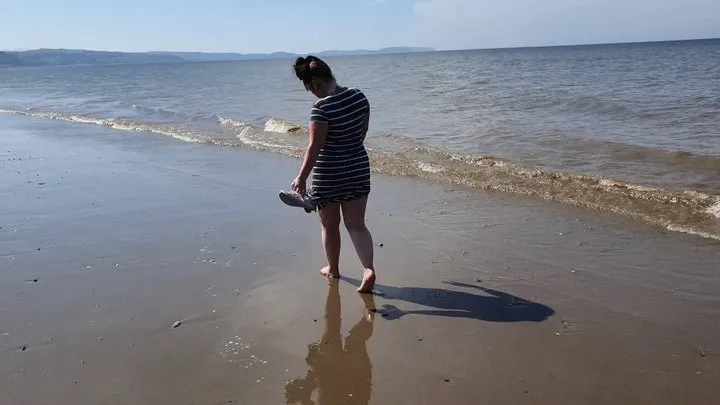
293 55 334 85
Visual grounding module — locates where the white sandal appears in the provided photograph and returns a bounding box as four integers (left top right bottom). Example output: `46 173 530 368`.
278 190 316 213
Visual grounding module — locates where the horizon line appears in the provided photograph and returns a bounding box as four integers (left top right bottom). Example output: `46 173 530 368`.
3 37 718 56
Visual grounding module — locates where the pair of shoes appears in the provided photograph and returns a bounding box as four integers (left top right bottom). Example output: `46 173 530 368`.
279 190 316 213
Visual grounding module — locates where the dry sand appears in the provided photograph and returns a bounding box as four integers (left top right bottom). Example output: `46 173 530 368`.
1 115 719 404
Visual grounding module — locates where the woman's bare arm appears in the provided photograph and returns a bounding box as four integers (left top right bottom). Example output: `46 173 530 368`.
297 121 328 181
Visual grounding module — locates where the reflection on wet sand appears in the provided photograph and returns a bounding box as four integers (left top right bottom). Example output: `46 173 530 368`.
285 280 375 405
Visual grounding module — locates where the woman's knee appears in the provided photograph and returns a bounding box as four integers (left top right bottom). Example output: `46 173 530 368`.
343 215 366 231
319 205 341 229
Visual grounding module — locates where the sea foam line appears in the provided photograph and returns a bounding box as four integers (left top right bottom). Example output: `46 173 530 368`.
2 107 719 242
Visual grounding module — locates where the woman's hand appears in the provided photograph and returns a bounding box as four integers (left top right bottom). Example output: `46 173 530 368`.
291 176 307 196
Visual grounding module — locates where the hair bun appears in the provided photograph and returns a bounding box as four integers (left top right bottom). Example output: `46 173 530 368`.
292 55 334 83
293 57 309 81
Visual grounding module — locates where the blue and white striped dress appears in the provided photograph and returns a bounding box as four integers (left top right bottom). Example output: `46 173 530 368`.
309 87 371 209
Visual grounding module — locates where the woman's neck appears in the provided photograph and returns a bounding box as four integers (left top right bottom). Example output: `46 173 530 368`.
324 81 340 97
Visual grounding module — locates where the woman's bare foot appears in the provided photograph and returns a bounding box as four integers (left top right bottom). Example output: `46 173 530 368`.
357 269 376 294
320 265 340 279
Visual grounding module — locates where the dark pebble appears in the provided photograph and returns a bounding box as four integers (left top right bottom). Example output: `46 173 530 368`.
378 243 384 247
20 345 28 351
313 319 317 322
476 279 482 283
443 379 450 383
417 338 423 341
525 390 529 394
231 246 237 250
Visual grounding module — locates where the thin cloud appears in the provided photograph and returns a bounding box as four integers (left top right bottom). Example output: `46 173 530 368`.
410 0 720 50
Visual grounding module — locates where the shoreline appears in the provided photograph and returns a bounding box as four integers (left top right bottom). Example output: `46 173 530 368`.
1 115 719 404
2 109 719 242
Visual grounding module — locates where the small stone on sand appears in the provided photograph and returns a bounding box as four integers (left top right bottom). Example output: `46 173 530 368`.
172 321 182 328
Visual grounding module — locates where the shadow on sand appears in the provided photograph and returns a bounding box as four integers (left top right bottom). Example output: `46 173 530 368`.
343 278 555 323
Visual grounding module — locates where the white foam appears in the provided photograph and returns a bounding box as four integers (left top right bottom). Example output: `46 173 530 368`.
217 116 248 128
665 224 720 241
416 161 446 174
0 108 206 144
264 118 301 133
706 200 720 220
235 126 300 155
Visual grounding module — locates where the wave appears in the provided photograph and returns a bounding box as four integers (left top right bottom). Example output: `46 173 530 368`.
217 115 249 128
538 135 720 173
263 117 302 133
0 108 213 144
131 104 182 117
2 107 719 241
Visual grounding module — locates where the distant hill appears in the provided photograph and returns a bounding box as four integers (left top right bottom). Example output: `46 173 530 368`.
317 47 435 57
151 47 434 62
1 47 434 67
6 49 184 66
0 51 24 66
148 51 300 62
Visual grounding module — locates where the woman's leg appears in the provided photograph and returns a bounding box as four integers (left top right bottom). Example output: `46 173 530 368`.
319 203 342 278
341 197 376 293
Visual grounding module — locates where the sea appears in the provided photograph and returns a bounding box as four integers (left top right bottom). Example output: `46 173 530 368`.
1 39 719 240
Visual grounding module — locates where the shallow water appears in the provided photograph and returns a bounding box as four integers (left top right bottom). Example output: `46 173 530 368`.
1 39 719 239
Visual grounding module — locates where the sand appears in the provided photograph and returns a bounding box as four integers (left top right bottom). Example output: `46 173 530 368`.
1 115 719 404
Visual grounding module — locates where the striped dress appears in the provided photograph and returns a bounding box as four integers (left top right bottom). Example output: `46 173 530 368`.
309 87 371 209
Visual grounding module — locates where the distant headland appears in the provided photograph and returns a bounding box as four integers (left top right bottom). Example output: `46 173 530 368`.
0 47 435 67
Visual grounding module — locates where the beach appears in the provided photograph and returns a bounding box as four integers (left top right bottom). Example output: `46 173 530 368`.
1 114 718 404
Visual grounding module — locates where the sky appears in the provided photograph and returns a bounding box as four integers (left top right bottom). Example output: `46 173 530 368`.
1 0 719 53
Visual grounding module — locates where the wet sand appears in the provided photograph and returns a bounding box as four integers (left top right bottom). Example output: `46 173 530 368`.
1 115 719 404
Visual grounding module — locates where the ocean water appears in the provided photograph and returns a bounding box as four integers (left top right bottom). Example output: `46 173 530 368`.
1 40 719 239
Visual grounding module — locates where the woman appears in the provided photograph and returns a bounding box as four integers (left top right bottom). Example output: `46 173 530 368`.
284 55 376 293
